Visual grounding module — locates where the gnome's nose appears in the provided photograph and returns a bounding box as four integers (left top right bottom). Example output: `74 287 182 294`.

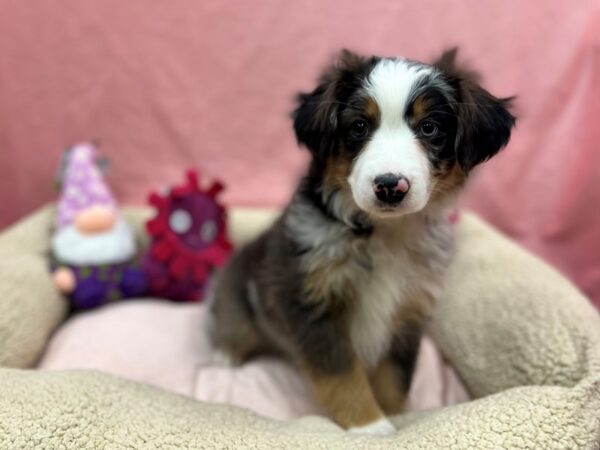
74 206 117 234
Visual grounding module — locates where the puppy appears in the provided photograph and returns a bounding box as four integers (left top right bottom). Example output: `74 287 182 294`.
208 48 515 434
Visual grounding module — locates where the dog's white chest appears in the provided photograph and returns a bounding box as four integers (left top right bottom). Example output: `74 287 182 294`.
349 244 409 369
348 229 446 369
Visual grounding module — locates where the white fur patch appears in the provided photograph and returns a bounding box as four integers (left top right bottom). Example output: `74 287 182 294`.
52 218 136 265
349 417 396 435
348 218 443 369
349 59 434 217
286 200 345 249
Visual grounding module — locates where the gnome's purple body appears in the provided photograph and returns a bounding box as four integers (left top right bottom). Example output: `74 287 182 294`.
59 262 147 309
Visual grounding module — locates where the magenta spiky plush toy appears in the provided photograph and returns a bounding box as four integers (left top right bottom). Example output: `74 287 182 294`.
142 170 232 301
51 142 147 309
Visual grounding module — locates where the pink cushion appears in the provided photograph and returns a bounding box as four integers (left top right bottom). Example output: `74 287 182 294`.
37 300 469 420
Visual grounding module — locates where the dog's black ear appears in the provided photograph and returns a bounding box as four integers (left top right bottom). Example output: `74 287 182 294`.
434 48 516 172
292 80 337 159
292 50 372 158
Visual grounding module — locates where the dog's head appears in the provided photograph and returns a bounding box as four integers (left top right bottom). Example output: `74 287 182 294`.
292 49 515 219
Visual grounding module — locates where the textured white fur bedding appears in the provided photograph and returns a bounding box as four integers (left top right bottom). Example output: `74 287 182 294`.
0 205 599 449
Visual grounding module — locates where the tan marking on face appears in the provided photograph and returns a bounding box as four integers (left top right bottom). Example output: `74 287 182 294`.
307 359 385 428
324 155 352 194
369 357 407 415
430 162 467 203
321 153 361 217
364 96 380 122
411 95 430 124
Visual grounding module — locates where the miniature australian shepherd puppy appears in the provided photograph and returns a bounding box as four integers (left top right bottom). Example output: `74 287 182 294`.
208 48 515 435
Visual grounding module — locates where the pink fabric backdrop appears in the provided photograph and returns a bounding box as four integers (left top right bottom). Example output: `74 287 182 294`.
1 0 599 306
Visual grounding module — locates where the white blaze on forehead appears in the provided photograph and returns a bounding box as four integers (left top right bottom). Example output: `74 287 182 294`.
365 59 434 128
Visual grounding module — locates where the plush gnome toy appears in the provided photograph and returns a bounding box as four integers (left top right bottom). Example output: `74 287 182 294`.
51 142 147 309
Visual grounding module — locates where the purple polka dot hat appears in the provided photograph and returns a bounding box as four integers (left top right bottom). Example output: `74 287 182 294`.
56 142 116 230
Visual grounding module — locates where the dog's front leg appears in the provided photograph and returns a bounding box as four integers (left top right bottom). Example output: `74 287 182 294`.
290 309 395 435
369 297 430 416
306 358 396 434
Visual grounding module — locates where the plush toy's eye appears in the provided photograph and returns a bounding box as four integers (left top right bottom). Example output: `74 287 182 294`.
169 209 192 234
351 119 369 138
419 121 438 137
200 220 217 242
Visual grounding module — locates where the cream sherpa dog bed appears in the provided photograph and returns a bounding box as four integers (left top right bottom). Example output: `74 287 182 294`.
0 205 599 449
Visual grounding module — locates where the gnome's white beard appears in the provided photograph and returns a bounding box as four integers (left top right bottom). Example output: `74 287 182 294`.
52 218 136 266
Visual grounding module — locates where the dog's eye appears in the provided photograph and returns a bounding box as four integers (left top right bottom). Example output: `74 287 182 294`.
351 119 369 138
419 121 438 137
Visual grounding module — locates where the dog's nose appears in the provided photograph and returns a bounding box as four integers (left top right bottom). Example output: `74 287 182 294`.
373 173 410 204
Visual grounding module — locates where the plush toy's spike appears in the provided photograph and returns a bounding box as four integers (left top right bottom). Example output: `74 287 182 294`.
186 170 200 189
148 192 166 208
146 217 167 236
193 264 208 283
202 245 230 266
152 240 173 262
207 181 225 197
171 185 194 198
169 255 190 280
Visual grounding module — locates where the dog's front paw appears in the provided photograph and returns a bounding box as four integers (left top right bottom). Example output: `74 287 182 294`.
348 417 396 435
